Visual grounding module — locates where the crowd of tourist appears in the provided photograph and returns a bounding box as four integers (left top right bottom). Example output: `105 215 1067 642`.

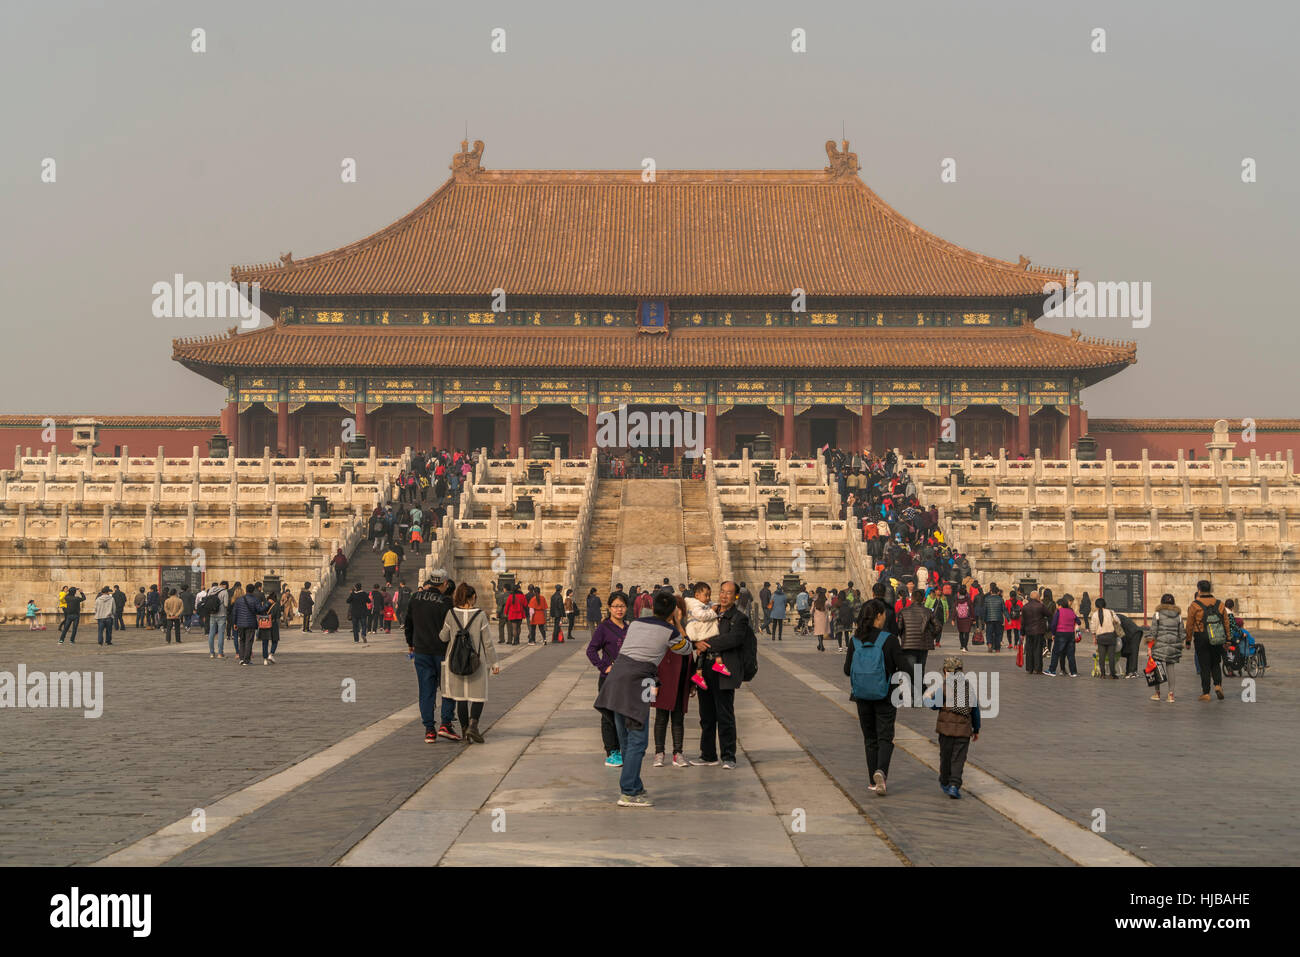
28 440 1263 811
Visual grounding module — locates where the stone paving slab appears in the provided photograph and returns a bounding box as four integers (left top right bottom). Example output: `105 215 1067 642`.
756 634 1299 866
746 640 1075 866
6 620 1292 866
0 622 536 865
164 641 566 865
345 645 897 866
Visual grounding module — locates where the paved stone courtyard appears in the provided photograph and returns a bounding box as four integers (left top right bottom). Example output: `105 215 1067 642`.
1 621 1292 866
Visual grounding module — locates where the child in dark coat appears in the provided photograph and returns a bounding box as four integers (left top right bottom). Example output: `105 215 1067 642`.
926 656 981 798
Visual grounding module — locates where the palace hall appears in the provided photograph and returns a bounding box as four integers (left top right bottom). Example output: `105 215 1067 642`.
171 140 1137 459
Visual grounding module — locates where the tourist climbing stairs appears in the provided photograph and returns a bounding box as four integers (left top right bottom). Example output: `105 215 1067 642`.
577 482 623 600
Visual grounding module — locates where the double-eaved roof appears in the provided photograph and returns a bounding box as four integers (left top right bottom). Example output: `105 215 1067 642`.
175 141 1136 382
231 140 1073 299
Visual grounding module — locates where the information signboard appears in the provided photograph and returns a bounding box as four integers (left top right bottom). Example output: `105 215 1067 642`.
1100 569 1146 618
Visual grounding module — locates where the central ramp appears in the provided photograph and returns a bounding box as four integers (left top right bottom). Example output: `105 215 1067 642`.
610 479 686 592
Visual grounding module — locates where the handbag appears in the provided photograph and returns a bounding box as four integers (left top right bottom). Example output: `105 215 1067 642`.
1015 644 1024 667
257 615 273 629
1144 658 1166 687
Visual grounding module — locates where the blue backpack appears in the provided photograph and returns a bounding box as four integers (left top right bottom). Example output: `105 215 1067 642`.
850 631 891 700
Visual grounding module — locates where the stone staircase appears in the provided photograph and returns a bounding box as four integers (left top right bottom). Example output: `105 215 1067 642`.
319 534 399 623
577 482 623 600
681 481 720 586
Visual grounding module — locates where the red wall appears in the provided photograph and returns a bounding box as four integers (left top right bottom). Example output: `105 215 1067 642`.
1091 426 1300 462
2 426 218 460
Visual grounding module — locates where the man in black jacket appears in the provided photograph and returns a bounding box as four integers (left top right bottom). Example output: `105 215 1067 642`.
691 580 752 770
298 583 314 632
1020 591 1049 675
59 587 85 644
111 585 127 631
549 584 566 643
346 584 371 644
404 569 459 741
1116 613 1145 678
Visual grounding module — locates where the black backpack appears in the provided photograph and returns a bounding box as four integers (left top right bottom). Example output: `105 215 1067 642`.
448 609 483 676
198 591 221 616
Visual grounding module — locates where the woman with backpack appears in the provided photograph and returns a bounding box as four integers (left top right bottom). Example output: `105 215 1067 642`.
1146 593 1182 703
1004 590 1023 648
259 590 281 665
439 583 500 744
845 598 904 797
953 588 974 650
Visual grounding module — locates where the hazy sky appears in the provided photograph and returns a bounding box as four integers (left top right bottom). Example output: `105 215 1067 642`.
2 0 1296 418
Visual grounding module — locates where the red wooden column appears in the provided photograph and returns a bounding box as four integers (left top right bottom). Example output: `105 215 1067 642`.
858 405 873 454
705 403 717 456
431 403 445 450
509 403 522 453
276 401 289 454
354 403 367 446
586 404 599 455
939 403 952 444
1068 402 1081 452
1017 404 1030 457
782 404 795 455
221 400 237 444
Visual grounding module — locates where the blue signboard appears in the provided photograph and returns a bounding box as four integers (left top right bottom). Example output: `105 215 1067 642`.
638 300 668 333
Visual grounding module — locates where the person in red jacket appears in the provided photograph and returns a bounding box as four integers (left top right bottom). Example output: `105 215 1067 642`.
527 586 548 644
503 585 527 645
1004 590 1024 648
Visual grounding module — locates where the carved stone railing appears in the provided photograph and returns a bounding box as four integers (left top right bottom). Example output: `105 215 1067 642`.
704 451 733 582
8 445 406 485
896 446 1295 484
561 449 600 592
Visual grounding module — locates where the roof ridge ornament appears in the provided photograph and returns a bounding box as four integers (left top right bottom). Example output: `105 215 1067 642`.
452 139 486 181
1018 255 1030 269
279 251 294 267
824 139 860 179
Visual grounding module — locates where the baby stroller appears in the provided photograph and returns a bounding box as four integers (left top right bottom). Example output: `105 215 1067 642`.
1222 625 1267 678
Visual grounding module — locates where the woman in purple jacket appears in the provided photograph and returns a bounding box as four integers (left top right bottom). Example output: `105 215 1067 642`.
587 592 629 767
1046 594 1081 677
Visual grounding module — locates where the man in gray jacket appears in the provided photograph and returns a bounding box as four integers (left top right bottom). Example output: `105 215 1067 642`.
594 590 696 807
207 581 230 658
898 597 936 699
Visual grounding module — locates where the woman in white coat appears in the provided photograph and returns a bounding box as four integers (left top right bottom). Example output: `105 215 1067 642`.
439 583 501 743
1089 597 1122 679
